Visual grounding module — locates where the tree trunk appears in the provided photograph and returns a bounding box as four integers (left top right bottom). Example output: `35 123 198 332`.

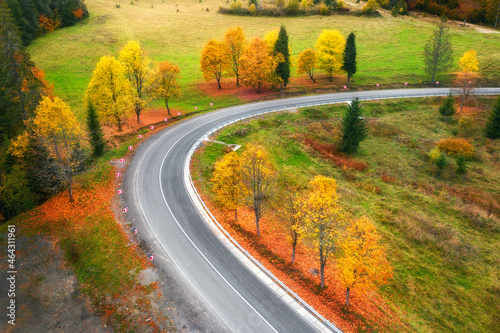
291 244 296 264
217 78 222 89
328 75 332 82
135 103 141 124
347 74 351 87
257 83 261 94
309 73 316 83
234 208 237 222
255 216 260 236
165 98 171 115
236 74 240 86
346 287 350 306
320 244 325 288
291 230 297 263
68 182 74 203
280 82 283 93
495 0 500 28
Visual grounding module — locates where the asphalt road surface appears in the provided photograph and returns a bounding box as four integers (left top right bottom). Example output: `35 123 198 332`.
124 88 500 333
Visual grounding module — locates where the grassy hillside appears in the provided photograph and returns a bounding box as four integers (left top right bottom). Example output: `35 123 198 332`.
192 96 500 332
28 0 500 121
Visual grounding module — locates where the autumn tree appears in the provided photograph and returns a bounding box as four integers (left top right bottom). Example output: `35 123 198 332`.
341 32 357 87
337 216 392 306
274 25 291 91
340 98 369 154
85 55 133 131
455 49 479 111
86 101 105 157
148 61 181 115
297 49 318 82
277 188 302 263
211 151 241 221
485 95 500 139
315 29 346 81
224 26 246 86
423 17 453 86
0 2 43 136
300 175 346 288
201 39 230 89
239 144 276 236
239 37 275 93
32 96 86 202
119 40 151 124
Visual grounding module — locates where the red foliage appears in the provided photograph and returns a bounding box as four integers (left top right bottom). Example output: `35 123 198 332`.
380 173 396 184
72 8 85 19
38 15 58 32
304 137 368 171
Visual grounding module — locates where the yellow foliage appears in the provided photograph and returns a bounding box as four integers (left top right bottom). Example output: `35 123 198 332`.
239 37 275 93
211 151 241 212
297 48 317 81
8 132 30 161
148 61 181 114
337 216 392 302
201 39 231 88
264 29 279 51
223 27 246 82
248 3 257 14
363 0 380 13
428 147 441 161
459 49 479 73
85 55 133 131
315 29 346 79
436 138 475 158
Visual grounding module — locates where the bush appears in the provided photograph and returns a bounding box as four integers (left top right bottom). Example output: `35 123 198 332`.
285 0 301 15
456 155 468 174
320 3 330 14
458 116 475 136
439 93 457 119
363 0 380 13
437 138 475 159
435 153 448 175
248 3 257 14
230 0 243 12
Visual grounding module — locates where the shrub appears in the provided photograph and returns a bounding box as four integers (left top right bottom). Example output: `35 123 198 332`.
363 0 380 13
286 0 301 15
320 4 330 14
439 93 456 119
248 3 257 14
458 116 475 136
435 153 448 175
456 155 468 174
428 147 441 161
230 0 243 12
437 138 475 159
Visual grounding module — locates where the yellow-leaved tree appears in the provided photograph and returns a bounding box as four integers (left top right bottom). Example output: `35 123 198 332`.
32 96 86 202
211 151 241 221
148 61 181 115
239 37 275 93
455 49 480 111
297 48 318 82
224 27 246 86
337 216 392 306
119 40 151 124
239 144 276 236
277 188 303 263
315 29 346 81
201 39 231 89
85 55 133 131
300 175 346 287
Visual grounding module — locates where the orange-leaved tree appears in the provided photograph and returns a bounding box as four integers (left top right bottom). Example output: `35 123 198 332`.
85 55 133 131
32 96 86 202
239 37 275 93
297 48 318 82
315 29 345 81
239 144 276 236
337 216 392 306
148 61 181 115
455 49 480 111
300 175 346 288
119 40 151 124
211 151 241 221
224 26 246 86
201 39 230 89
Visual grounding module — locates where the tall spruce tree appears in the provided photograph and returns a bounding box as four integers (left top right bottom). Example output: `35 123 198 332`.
341 32 357 87
423 17 453 85
0 2 42 137
485 96 500 139
340 98 368 154
274 25 291 91
86 101 106 157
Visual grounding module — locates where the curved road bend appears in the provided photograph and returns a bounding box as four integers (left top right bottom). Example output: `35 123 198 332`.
124 88 500 333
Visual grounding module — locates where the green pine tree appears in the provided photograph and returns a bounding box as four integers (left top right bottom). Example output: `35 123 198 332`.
86 101 106 157
274 25 291 91
341 32 357 87
439 92 456 119
485 96 500 139
340 98 368 154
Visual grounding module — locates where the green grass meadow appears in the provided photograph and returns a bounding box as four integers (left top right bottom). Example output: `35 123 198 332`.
27 0 500 121
195 97 500 332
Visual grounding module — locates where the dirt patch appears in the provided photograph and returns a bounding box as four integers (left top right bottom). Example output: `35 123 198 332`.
0 234 111 332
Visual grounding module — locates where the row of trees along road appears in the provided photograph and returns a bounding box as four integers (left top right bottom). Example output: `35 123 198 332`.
86 41 182 129
211 146 391 305
210 101 382 305
201 26 358 92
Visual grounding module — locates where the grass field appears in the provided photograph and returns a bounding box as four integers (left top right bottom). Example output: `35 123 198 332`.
27 0 500 122
192 96 500 332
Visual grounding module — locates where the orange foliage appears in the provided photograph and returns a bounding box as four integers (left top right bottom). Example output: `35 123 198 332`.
32 67 55 98
38 15 58 32
304 137 368 171
72 8 85 19
436 138 475 158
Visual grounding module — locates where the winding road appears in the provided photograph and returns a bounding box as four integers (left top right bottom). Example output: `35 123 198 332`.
124 88 500 333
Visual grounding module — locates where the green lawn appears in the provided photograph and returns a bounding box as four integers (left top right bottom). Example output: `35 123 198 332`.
194 96 500 332
27 0 500 122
